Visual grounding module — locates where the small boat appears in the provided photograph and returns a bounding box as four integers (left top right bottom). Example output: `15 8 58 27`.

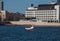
25 25 34 30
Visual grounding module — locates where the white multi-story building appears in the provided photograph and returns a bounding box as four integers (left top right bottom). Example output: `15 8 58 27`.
25 0 60 22
25 7 37 18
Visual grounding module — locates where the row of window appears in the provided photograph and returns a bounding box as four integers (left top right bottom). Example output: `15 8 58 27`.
26 10 56 13
36 16 56 17
26 14 56 15
37 18 57 20
26 12 56 16
26 14 35 15
26 12 56 14
36 12 56 14
36 10 56 13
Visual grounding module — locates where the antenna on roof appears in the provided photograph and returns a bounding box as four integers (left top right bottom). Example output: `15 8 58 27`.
48 1 55 4
31 3 34 7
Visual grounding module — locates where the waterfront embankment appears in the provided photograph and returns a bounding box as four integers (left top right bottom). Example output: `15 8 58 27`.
9 21 60 26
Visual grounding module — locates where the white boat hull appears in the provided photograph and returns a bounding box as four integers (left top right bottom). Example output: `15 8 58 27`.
25 26 34 30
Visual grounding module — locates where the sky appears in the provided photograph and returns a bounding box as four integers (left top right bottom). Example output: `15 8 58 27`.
3 0 56 13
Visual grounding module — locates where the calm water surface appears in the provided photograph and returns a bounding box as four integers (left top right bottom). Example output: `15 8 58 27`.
0 25 60 41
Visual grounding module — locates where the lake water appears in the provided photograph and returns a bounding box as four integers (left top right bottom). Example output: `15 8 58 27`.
0 25 60 41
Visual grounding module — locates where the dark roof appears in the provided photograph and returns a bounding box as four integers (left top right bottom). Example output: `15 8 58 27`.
38 4 57 10
26 3 58 11
38 4 57 7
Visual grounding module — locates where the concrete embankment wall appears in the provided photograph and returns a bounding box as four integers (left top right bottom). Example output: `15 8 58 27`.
10 21 60 26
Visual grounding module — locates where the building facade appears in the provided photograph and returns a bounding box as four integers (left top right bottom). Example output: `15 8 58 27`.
35 10 57 22
0 0 25 21
25 7 37 18
25 0 60 22
0 10 6 21
6 12 24 21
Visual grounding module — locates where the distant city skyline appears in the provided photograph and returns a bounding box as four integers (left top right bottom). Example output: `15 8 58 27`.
3 0 56 13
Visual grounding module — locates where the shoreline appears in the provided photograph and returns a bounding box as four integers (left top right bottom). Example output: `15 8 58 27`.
9 21 60 26
6 24 60 27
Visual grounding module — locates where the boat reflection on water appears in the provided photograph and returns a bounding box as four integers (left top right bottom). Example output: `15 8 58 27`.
25 25 34 30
